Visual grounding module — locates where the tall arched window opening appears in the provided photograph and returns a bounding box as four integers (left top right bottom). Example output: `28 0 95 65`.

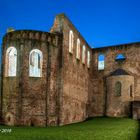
82 45 86 64
5 47 17 77
98 54 105 70
76 38 80 59
29 49 43 77
69 30 74 53
87 51 90 68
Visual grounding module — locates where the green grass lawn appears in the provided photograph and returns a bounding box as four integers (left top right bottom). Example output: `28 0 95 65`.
0 117 139 140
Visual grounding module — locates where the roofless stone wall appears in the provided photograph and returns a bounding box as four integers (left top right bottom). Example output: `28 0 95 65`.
89 44 140 117
51 14 92 125
1 30 63 126
1 14 140 126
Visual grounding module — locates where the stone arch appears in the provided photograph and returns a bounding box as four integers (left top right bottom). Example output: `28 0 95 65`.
5 112 15 126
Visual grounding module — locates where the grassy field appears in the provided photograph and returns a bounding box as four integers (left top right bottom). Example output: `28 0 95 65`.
0 117 139 140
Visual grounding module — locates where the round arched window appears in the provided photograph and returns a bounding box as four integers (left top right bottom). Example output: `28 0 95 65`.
29 49 43 77
5 47 17 77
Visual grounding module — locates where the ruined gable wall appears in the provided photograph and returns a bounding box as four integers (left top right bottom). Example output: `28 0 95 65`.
51 14 92 125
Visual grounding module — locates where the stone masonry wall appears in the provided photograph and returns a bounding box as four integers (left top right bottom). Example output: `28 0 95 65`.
51 14 92 125
1 30 62 126
106 75 134 117
1 14 140 126
90 44 140 117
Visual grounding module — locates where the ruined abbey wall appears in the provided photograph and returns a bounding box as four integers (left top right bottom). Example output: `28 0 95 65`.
0 14 140 126
90 44 140 117
1 30 62 126
51 14 92 125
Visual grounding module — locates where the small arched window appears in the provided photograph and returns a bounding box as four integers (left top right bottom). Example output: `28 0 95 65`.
82 45 86 64
5 47 17 77
69 30 74 54
29 49 43 77
87 51 90 68
115 54 126 60
115 81 122 96
98 54 105 70
76 38 80 59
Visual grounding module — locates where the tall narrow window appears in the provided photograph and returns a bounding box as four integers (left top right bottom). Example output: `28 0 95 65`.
29 49 43 77
76 38 80 59
115 81 122 96
98 54 105 70
69 30 74 54
82 45 86 64
130 85 133 97
5 47 17 77
87 51 90 68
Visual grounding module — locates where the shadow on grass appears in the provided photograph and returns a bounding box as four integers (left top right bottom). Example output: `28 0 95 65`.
137 120 140 140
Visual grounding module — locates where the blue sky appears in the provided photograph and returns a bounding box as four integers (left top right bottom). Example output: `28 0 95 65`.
98 54 105 61
0 0 140 49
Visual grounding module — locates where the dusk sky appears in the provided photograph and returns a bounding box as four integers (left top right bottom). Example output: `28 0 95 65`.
0 0 140 48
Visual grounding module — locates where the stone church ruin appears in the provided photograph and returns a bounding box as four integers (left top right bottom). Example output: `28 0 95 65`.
0 14 140 126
